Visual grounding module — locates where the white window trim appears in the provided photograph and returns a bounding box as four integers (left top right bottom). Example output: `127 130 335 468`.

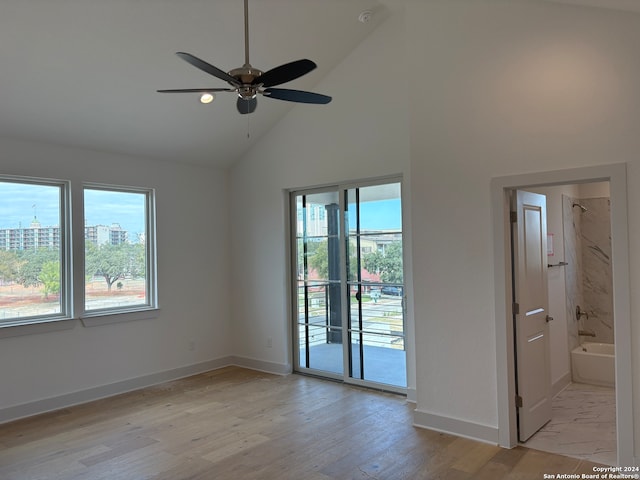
80 183 158 325
0 175 73 333
0 178 159 333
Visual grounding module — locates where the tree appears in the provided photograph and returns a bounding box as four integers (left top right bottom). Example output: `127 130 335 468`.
307 240 358 280
0 250 23 284
39 261 60 298
15 249 59 288
85 242 145 291
363 241 403 284
307 240 403 284
307 240 329 279
128 243 146 279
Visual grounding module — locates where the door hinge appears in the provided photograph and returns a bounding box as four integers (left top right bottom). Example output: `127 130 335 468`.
510 211 517 223
512 302 520 315
516 395 523 408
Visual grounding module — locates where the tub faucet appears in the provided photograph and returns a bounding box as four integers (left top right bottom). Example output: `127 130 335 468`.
578 329 596 337
576 305 589 321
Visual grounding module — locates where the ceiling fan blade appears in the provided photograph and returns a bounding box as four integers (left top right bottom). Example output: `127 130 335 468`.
254 59 317 87
157 88 234 93
262 88 331 104
237 97 257 114
175 52 240 86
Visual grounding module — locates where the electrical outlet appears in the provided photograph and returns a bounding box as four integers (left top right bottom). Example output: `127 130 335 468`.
188 340 196 351
266 337 273 348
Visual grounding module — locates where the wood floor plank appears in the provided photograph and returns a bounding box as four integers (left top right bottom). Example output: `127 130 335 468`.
451 441 502 473
0 366 609 480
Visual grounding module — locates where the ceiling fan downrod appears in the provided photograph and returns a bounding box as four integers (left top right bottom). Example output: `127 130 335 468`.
228 0 262 96
244 0 250 67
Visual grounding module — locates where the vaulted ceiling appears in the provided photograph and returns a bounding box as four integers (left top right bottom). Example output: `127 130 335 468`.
0 0 637 168
0 0 392 168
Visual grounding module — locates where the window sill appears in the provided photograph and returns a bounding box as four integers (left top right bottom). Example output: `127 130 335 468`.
0 317 76 338
80 307 160 327
0 308 160 337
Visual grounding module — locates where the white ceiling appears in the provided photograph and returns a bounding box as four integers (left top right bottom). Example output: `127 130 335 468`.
544 0 640 13
0 0 637 169
0 0 390 168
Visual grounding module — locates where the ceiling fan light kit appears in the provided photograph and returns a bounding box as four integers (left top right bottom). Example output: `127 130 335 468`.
199 93 215 104
158 0 332 115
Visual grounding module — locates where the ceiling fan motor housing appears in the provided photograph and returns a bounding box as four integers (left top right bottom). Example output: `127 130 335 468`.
230 66 262 84
230 66 263 99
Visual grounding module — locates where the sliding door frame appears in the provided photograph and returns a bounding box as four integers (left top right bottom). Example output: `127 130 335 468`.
289 176 407 394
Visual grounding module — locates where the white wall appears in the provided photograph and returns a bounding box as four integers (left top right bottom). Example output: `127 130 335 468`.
229 11 414 385
230 0 640 459
407 0 640 451
579 181 610 198
8 0 639 461
0 136 231 419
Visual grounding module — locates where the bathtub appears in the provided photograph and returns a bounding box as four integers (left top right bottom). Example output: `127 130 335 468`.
571 342 615 388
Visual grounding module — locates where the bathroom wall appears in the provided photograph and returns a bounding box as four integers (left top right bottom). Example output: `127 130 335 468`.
579 196 614 343
563 194 584 353
563 182 613 347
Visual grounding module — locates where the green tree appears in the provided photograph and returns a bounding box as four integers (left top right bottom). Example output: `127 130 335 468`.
307 240 329 279
0 250 23 284
128 243 146 279
15 249 59 287
85 242 145 291
39 261 60 298
363 241 403 284
308 239 358 280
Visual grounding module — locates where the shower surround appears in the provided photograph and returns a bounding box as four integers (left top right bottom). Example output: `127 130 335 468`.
563 195 614 352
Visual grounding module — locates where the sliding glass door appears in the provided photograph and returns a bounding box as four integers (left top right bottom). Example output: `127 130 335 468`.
292 180 406 391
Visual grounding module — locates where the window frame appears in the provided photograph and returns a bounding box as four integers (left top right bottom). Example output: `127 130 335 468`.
0 175 73 330
80 183 158 325
0 176 159 335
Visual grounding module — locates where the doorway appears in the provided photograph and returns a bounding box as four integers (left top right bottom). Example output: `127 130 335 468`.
511 183 617 465
291 179 407 392
491 163 632 466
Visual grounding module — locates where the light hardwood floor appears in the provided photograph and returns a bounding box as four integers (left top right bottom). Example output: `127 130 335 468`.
0 366 604 479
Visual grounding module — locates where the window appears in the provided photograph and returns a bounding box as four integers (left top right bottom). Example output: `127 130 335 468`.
0 177 70 326
0 175 157 332
84 186 156 315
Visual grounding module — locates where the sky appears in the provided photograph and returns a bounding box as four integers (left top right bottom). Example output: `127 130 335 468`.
84 189 146 239
0 182 146 239
348 199 402 231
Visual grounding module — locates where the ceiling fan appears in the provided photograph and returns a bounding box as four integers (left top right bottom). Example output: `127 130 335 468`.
157 0 332 115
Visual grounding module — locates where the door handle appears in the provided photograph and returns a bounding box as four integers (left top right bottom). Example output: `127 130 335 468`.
546 315 554 323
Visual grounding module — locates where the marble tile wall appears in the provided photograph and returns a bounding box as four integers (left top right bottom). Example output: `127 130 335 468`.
563 195 583 353
562 196 613 346
580 197 614 344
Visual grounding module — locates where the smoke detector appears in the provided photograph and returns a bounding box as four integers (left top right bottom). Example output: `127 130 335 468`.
358 10 373 23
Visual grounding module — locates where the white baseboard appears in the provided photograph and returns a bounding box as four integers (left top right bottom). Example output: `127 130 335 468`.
2 355 395 425
406 388 417 403
413 408 499 445
552 371 572 398
0 356 235 425
229 355 292 375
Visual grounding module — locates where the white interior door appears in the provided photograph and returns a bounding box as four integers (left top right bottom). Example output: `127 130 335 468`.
512 190 552 442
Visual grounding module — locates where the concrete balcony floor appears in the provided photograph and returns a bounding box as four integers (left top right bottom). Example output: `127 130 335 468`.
299 342 407 388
